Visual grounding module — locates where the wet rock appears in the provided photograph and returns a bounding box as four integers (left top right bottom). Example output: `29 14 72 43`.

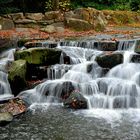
65 18 93 31
25 13 44 21
63 90 87 109
0 112 13 126
15 48 61 65
0 97 26 116
96 53 123 68
8 60 27 96
61 81 75 99
94 41 117 51
135 40 140 54
131 54 140 63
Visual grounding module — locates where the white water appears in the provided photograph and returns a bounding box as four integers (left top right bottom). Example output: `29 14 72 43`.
0 49 15 98
18 39 140 111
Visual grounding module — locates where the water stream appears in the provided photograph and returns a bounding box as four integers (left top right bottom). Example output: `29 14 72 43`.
1 39 140 139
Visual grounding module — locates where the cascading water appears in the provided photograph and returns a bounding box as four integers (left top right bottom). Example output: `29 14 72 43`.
18 38 140 110
0 49 15 100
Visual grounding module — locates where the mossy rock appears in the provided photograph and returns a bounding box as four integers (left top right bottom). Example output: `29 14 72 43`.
135 40 140 54
8 60 27 96
96 53 123 68
65 18 93 31
14 48 61 65
103 10 139 25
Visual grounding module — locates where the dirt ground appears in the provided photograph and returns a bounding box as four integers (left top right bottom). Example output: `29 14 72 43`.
0 25 140 41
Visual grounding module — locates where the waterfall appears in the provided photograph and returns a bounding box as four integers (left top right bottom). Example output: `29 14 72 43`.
0 49 15 100
18 38 140 109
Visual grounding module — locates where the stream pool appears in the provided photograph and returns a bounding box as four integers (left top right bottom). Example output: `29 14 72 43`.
1 104 140 140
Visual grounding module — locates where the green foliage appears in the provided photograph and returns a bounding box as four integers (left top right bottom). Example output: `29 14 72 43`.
45 0 71 11
130 0 140 11
0 0 19 14
0 0 140 15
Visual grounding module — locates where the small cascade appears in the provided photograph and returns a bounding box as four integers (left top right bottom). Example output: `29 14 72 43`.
0 49 15 99
60 40 96 49
47 64 72 80
117 39 137 64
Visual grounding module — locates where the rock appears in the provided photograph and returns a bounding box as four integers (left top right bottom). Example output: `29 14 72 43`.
44 11 63 21
63 90 88 109
94 41 117 51
131 54 140 63
0 112 13 126
56 27 65 33
61 81 75 99
24 41 58 49
0 97 26 116
0 18 14 30
0 39 15 53
37 20 54 26
65 18 93 31
14 19 36 24
41 25 56 33
14 48 61 65
103 10 139 25
67 8 107 31
96 53 123 68
7 13 24 21
25 13 44 21
135 40 140 54
8 60 27 96
14 19 37 28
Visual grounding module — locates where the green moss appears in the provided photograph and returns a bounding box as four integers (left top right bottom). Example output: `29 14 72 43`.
8 59 27 81
8 59 27 96
15 48 61 65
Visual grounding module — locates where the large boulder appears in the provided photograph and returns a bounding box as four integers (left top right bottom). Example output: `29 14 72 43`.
0 18 14 30
8 60 27 96
63 90 87 109
0 112 13 126
14 48 61 65
65 8 107 31
65 18 93 31
96 53 123 68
